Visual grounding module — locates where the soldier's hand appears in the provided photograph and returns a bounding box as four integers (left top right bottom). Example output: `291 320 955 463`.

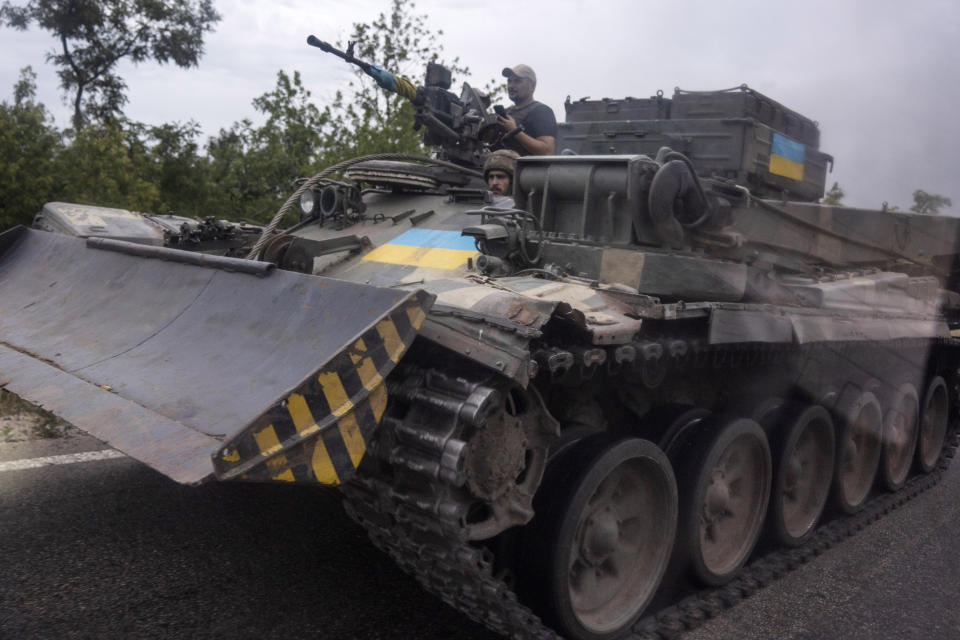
497 114 518 132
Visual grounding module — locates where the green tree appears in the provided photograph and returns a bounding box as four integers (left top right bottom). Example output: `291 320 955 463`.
0 67 62 230
206 70 328 222
316 0 472 165
53 122 160 211
252 69 328 167
910 189 952 215
822 181 845 206
0 0 221 129
145 120 210 217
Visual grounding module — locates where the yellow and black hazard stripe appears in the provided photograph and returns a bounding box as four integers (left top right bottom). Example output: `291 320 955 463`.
212 291 430 485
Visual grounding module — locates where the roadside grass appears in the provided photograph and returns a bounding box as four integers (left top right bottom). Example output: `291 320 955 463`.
0 389 69 441
0 389 32 415
31 416 67 439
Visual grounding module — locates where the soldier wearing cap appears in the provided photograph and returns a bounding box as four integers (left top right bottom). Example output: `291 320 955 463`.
497 64 557 156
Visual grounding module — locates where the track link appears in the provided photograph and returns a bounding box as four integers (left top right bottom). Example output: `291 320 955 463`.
341 364 559 639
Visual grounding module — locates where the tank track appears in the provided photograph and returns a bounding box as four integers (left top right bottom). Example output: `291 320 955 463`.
341 362 959 640
340 365 561 640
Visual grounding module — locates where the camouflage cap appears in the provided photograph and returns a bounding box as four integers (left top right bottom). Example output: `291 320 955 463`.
484 149 520 178
502 64 537 86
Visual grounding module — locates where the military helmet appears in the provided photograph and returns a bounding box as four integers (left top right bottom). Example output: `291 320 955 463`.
484 149 520 179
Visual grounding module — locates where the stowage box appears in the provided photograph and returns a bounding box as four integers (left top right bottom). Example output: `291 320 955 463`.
670 85 820 149
556 85 831 202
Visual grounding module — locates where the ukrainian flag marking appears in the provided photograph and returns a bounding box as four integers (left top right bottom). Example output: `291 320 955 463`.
363 229 477 269
769 132 806 181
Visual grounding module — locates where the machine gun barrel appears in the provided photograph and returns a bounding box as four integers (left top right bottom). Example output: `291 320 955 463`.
306 34 417 101
307 34 490 167
306 35 372 74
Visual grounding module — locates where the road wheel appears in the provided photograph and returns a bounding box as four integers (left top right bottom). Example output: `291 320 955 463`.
767 404 835 546
655 405 711 455
879 383 919 490
832 390 882 513
676 417 771 586
532 437 677 640
917 376 949 473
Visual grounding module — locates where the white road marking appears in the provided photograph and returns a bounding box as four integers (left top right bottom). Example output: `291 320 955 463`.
0 449 126 473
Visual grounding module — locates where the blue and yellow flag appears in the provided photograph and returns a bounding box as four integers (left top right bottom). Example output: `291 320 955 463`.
362 229 477 270
769 132 805 181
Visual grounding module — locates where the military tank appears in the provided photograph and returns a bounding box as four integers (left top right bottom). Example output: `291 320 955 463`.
0 40 958 640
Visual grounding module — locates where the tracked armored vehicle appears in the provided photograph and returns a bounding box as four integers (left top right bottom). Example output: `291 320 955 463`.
1 46 958 640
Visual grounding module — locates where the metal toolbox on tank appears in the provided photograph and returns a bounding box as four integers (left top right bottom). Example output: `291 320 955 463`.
671 85 820 148
556 118 831 201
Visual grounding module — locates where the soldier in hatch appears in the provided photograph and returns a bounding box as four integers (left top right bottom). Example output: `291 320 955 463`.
484 149 520 206
496 64 557 156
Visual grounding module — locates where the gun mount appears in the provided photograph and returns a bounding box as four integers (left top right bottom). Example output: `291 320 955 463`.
308 36 499 167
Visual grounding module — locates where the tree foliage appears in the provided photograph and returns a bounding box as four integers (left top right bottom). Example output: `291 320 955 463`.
54 122 161 209
1 68 218 225
910 189 952 215
206 70 329 222
0 0 221 129
822 181 845 206
146 120 209 217
0 67 61 229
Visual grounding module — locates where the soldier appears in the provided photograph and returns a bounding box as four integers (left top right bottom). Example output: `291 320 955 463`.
484 149 520 204
497 64 557 156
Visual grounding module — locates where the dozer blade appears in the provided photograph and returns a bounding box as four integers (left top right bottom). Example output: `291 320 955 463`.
0 227 432 485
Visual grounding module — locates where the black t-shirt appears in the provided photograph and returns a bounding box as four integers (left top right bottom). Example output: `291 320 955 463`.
501 101 557 155
509 101 557 138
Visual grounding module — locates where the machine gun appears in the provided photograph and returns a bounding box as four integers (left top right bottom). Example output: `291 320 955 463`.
307 35 500 167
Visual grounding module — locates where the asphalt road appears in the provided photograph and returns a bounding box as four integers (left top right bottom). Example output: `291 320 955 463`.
1 435 959 640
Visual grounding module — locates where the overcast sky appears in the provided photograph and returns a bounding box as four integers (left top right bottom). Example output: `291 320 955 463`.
1 0 957 211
